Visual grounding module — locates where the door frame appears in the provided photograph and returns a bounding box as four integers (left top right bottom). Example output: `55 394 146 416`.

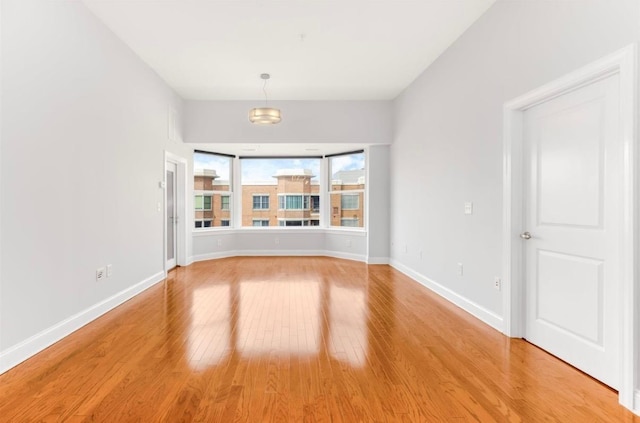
502 44 638 411
164 151 188 274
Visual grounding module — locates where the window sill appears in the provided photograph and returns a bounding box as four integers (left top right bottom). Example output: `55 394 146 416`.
192 227 367 237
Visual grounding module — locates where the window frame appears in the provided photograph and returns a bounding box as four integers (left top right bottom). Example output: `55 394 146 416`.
193 151 234 230
252 194 270 210
193 151 366 232
328 150 366 230
340 193 360 210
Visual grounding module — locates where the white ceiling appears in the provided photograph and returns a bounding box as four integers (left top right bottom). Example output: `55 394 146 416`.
82 0 496 101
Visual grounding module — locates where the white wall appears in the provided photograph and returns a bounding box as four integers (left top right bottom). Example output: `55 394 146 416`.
185 100 393 144
0 0 192 370
192 229 367 263
367 145 390 263
391 0 639 323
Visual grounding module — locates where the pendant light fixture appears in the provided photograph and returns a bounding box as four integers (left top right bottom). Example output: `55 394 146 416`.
249 73 282 125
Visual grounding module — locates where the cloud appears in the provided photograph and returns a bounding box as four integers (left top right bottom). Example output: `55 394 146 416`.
241 158 320 183
330 152 364 175
194 153 231 180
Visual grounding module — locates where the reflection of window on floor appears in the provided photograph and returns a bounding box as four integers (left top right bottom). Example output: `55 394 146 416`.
188 285 229 370
329 285 367 367
195 219 212 228
239 281 320 356
252 219 269 227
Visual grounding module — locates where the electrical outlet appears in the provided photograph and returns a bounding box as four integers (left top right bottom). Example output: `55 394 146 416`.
106 264 113 278
494 277 501 291
464 202 473 215
457 263 463 276
96 267 106 281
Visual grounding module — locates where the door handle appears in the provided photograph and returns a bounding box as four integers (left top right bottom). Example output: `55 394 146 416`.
520 231 532 240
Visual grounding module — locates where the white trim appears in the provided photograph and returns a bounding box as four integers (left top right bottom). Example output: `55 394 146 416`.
634 390 640 414
191 251 239 262
502 44 637 413
164 151 188 269
191 227 366 236
367 257 390 265
325 250 366 262
0 271 166 375
390 259 503 332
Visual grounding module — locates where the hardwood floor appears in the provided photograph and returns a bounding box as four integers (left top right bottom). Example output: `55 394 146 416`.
0 256 637 422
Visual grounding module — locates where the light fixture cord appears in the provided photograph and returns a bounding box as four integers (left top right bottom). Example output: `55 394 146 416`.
263 78 269 106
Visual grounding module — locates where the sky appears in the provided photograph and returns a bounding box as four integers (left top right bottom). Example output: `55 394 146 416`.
194 152 365 184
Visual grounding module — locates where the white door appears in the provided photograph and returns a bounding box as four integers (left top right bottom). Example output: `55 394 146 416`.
166 161 177 271
522 74 621 389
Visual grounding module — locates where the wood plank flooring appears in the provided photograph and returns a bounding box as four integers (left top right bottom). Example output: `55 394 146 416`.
0 256 637 422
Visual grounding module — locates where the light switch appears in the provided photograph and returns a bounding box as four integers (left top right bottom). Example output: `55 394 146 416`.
464 202 473 215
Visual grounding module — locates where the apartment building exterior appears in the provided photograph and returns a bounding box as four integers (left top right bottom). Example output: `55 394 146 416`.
194 168 365 228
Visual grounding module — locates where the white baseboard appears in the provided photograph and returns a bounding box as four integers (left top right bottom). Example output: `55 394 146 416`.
390 259 503 332
323 251 367 262
0 270 166 375
367 256 389 265
634 390 640 416
192 249 368 263
237 249 327 257
191 250 239 262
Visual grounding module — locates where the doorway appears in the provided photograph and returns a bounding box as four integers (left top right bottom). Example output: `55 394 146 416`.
502 45 637 409
166 161 177 271
164 152 188 274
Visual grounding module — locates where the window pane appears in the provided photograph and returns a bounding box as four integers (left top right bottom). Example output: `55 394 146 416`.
286 195 302 209
330 192 365 228
253 195 269 210
221 195 230 210
195 195 204 210
240 157 321 227
194 152 232 228
341 194 359 209
341 218 359 227
330 152 365 228
194 152 232 191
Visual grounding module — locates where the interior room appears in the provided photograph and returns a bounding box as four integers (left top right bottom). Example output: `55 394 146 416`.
1 0 640 420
